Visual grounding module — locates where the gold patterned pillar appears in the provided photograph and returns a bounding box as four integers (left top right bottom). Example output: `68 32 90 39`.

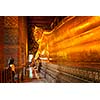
4 16 19 67
4 16 28 67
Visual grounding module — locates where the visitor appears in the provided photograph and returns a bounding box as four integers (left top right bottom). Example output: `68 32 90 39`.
8 57 16 82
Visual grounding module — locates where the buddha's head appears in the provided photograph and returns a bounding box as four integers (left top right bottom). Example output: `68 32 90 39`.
34 26 43 44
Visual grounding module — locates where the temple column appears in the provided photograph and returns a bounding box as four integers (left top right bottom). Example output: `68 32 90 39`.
0 17 4 69
18 16 28 66
3 16 28 67
4 16 19 67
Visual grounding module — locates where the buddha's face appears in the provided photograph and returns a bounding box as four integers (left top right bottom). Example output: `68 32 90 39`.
34 27 43 44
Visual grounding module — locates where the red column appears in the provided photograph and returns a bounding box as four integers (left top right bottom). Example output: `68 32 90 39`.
0 17 4 69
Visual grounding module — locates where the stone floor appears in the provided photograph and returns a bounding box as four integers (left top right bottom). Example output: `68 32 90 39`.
23 73 48 83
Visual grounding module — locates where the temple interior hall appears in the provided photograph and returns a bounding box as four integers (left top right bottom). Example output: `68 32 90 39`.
0 16 100 83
